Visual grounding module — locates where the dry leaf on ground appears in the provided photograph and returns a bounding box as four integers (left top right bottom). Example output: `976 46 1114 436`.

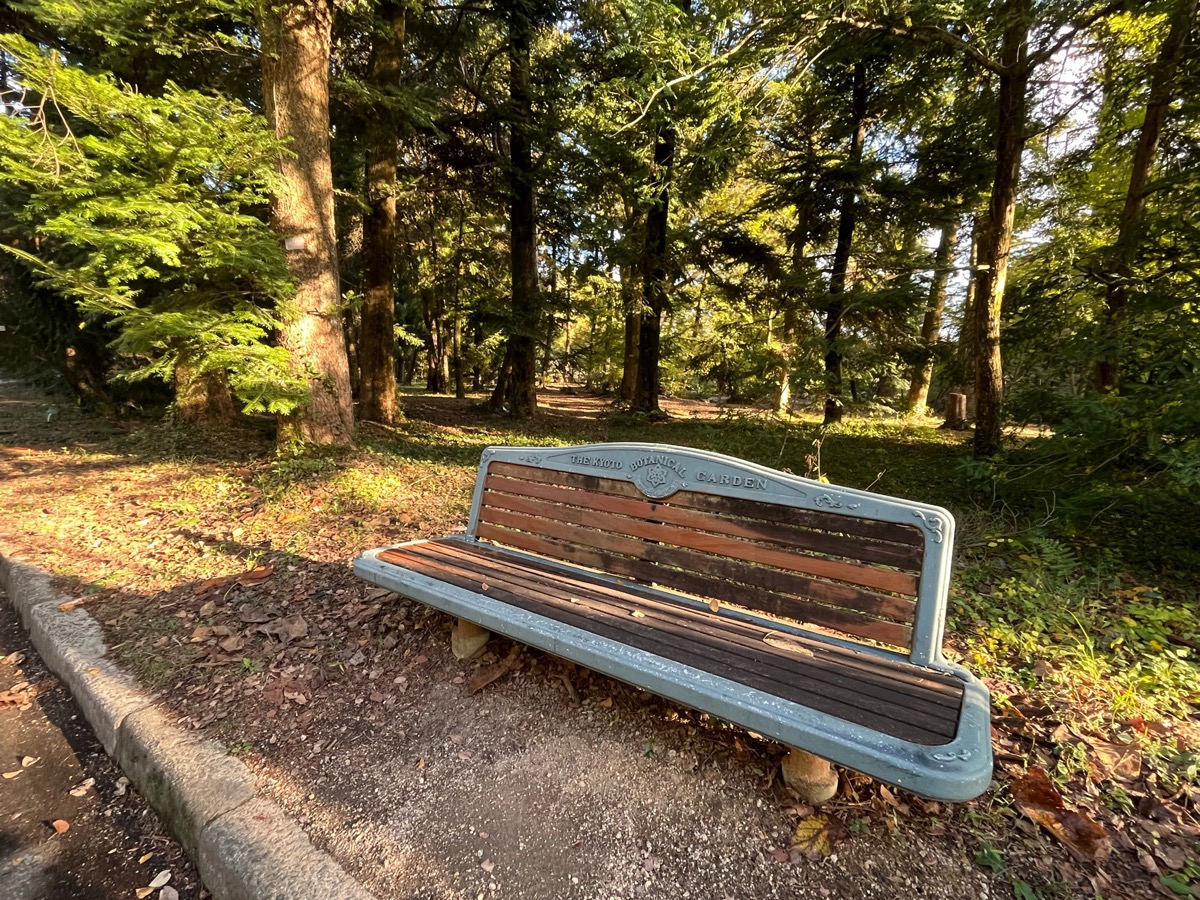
51 819 70 834
468 645 522 695
1011 767 1112 862
790 814 846 859
235 564 275 586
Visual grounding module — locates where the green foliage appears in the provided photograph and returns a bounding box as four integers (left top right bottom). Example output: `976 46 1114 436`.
0 34 306 414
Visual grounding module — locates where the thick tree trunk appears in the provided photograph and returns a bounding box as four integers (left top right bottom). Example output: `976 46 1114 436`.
261 0 354 447
972 0 1031 458
823 61 869 425
1096 0 1196 393
631 125 675 413
906 219 960 413
359 0 405 425
488 5 539 418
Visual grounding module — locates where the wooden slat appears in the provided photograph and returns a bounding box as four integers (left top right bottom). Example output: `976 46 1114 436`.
378 541 961 744
416 540 957 709
478 500 915 624
476 519 914 648
487 462 925 546
480 491 918 597
484 473 924 570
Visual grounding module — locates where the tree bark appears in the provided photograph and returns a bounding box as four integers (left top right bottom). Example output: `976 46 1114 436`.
359 0 405 424
261 0 354 447
956 213 984 413
906 219 960 413
631 124 675 413
174 363 235 427
488 4 539 418
823 61 869 425
972 0 1031 458
1096 0 1196 394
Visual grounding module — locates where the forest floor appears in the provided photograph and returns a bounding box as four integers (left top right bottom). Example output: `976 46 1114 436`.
0 372 1197 900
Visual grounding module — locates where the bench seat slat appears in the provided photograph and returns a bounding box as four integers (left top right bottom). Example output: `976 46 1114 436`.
416 539 961 712
484 472 924 570
472 518 912 652
488 462 925 547
378 540 964 745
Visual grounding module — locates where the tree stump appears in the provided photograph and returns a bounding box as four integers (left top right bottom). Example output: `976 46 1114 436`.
944 392 969 430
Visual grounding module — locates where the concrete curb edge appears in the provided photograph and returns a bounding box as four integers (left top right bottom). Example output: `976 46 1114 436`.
1 554 376 900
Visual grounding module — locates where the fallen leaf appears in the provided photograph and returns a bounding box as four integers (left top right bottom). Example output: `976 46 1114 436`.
136 889 153 899
468 645 522 695
235 564 275 587
219 636 243 654
194 576 232 594
791 814 846 859
116 777 129 797
599 697 613 709
138 852 154 864
3 771 20 779
148 870 171 889
238 605 272 624
630 610 646 619
708 599 720 613
21 756 38 767
51 819 70 834
190 626 212 643
259 614 308 645
879 784 910 816
69 777 95 797
2 651 25 666
1091 740 1141 781
1011 767 1111 862
198 600 216 617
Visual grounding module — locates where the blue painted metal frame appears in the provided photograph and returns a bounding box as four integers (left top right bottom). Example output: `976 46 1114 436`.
352 442 993 802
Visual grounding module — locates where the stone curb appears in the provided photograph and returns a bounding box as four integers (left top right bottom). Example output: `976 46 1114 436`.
1 555 376 900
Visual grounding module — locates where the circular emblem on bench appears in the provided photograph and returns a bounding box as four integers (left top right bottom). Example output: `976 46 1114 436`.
633 463 683 498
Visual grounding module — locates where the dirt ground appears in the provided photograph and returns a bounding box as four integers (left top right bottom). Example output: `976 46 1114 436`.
0 373 1187 900
0 590 203 900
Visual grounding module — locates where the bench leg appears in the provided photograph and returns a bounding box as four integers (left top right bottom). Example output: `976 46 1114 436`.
450 618 490 660
781 748 839 805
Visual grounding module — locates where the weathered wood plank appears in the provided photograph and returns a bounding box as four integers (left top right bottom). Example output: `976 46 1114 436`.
484 473 925 569
474 519 915 648
379 542 959 744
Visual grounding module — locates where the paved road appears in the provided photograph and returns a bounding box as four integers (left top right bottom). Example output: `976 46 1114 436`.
0 592 204 900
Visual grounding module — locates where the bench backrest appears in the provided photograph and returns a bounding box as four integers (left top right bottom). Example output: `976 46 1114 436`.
466 443 955 667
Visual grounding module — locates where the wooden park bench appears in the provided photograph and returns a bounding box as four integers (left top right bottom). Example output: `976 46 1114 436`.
353 443 992 803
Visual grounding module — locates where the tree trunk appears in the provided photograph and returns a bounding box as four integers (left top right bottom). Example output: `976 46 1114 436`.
957 214 984 414
631 124 675 413
261 0 354 447
906 219 960 413
618 209 643 402
174 363 235 427
777 199 816 414
972 0 1031 458
488 5 539 418
359 0 405 425
1096 0 1196 393
823 61 869 425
